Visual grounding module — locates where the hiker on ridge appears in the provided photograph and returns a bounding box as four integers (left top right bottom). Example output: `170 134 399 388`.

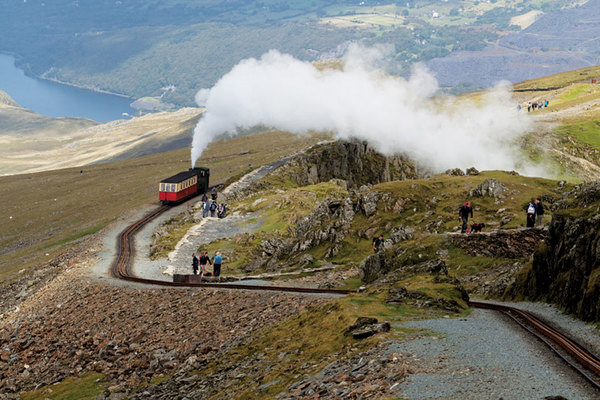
459 201 473 234
526 198 537 228
535 198 545 226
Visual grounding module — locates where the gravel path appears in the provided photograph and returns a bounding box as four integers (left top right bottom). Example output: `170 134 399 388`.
480 299 600 361
392 309 600 400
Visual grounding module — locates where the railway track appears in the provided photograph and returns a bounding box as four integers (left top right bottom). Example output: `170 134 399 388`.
112 203 600 391
469 300 600 391
111 205 353 295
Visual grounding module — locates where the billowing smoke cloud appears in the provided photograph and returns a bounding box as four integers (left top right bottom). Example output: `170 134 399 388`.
192 45 533 174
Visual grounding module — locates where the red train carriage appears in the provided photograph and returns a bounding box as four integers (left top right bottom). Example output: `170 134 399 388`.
159 167 210 204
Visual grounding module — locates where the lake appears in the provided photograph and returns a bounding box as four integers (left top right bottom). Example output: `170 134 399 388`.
0 54 136 123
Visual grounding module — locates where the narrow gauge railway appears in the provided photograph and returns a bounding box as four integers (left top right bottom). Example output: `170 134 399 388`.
112 171 600 393
469 300 600 391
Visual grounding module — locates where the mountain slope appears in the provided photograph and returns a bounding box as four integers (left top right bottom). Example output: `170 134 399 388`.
428 0 600 89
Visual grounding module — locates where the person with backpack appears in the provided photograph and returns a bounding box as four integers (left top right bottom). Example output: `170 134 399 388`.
372 234 384 252
202 200 210 218
213 251 223 277
458 201 473 233
210 201 217 217
526 198 537 228
192 253 199 275
535 198 545 226
211 187 218 201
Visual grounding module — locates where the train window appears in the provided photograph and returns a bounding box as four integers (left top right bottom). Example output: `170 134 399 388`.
160 183 164 191
171 184 175 192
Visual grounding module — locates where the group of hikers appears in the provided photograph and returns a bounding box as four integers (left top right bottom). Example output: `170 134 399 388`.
200 188 227 219
191 251 223 277
190 188 226 276
372 197 547 249
458 198 545 233
518 100 549 112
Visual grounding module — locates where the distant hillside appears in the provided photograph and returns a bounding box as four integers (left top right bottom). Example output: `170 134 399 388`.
428 0 600 90
0 0 582 106
0 104 202 175
507 64 600 181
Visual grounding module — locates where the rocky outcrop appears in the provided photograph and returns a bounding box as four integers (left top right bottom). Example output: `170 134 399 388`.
270 141 419 189
259 196 357 269
449 229 547 259
344 317 390 339
507 182 600 321
469 179 507 198
360 255 469 311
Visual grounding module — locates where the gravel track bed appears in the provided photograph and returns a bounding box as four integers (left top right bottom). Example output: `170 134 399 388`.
392 309 599 400
481 299 600 358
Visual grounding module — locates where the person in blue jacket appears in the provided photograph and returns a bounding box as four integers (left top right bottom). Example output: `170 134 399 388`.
213 251 223 277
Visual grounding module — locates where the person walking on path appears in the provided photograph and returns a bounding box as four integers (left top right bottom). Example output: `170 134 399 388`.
213 251 223 277
458 201 473 233
211 187 218 201
210 201 217 217
526 198 537 228
535 198 545 226
202 201 210 218
192 253 199 275
372 234 384 252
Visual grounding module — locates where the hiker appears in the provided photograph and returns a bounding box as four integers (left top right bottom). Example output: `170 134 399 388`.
526 198 537 228
202 193 208 203
458 201 473 234
544 100 549 108
199 252 212 276
217 203 226 218
372 234 384 252
192 253 199 275
535 198 545 226
202 200 210 218
210 201 217 217
213 251 223 277
211 187 218 201
527 102 532 112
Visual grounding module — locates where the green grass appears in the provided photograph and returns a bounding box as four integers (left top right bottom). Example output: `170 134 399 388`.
194 290 434 399
555 121 600 151
20 372 106 400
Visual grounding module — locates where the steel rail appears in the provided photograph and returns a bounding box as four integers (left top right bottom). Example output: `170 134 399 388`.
469 300 600 390
111 204 353 295
112 202 600 390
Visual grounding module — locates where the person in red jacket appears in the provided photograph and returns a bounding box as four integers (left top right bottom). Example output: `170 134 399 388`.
459 201 473 233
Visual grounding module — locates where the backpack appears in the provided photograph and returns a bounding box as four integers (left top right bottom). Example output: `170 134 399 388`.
527 203 536 214
210 203 217 211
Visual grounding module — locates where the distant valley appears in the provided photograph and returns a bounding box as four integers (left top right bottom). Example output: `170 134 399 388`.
0 0 594 106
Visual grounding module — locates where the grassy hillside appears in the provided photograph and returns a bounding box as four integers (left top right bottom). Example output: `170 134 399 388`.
507 64 600 181
0 130 325 281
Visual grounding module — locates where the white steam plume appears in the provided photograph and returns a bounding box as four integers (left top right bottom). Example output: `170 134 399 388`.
192 45 533 174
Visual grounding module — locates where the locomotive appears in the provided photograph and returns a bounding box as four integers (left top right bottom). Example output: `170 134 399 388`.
159 167 210 204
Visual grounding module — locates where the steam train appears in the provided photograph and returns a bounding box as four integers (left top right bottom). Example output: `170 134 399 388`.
159 167 210 205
